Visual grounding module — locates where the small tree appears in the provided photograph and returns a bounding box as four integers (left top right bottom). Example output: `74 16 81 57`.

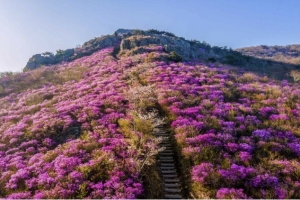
42 52 54 57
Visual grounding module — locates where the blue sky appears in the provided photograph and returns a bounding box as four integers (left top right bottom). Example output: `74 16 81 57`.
0 0 299 72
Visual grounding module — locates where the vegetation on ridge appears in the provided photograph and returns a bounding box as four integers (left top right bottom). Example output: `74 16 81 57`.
237 44 300 65
24 29 300 82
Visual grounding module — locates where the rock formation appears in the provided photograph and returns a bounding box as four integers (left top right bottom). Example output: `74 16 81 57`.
24 29 205 71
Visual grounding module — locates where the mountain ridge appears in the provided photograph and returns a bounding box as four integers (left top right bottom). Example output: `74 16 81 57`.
24 29 300 82
236 44 300 65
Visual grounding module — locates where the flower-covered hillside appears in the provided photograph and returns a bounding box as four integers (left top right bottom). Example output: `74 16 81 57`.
0 48 163 199
1 42 300 199
137 61 300 199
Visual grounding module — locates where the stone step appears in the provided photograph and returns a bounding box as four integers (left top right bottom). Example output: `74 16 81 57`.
165 188 182 193
157 137 169 139
164 178 180 183
163 149 172 152
163 174 177 178
161 163 175 167
161 170 177 174
156 133 168 135
161 148 172 151
165 194 182 199
159 156 174 160
159 152 174 156
162 149 173 153
155 131 169 134
159 150 173 156
165 183 180 188
155 132 168 135
155 130 168 133
160 155 173 158
161 138 170 141
160 143 171 147
157 135 168 137
162 149 172 152
156 134 169 137
160 145 172 148
161 166 175 170
160 159 174 163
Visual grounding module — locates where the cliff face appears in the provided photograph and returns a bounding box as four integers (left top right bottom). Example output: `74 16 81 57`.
120 34 192 60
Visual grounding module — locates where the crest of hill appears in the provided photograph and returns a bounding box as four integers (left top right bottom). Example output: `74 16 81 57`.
23 29 248 71
24 29 300 82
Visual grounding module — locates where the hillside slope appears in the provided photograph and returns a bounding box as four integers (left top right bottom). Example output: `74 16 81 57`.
236 44 300 65
0 30 300 199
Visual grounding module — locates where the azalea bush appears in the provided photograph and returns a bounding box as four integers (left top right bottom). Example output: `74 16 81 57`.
0 48 161 198
1 45 300 199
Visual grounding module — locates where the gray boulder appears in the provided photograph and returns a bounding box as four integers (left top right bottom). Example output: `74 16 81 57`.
24 53 55 70
115 29 134 36
120 34 192 60
82 35 118 50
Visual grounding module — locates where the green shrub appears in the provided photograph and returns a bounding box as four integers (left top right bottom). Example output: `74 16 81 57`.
146 52 155 63
169 51 182 62
238 72 256 83
76 182 90 199
78 153 114 182
194 146 221 165
208 57 217 63
43 151 59 162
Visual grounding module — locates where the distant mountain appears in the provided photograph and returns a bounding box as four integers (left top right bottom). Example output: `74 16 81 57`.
236 44 300 65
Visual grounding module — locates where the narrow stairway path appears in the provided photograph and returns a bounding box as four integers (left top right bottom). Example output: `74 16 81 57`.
153 123 183 199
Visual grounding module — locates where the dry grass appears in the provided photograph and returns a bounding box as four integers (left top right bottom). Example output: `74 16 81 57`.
141 164 164 199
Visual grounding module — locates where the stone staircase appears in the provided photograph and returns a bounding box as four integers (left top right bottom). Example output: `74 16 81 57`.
154 124 183 199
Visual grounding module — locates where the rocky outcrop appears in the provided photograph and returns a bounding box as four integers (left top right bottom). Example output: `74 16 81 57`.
24 29 207 71
25 53 55 70
72 35 119 59
23 29 244 71
81 35 118 50
120 34 193 60
115 29 134 36
24 35 118 71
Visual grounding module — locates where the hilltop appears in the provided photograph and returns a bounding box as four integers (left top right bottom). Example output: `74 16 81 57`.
24 29 300 82
0 29 300 199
